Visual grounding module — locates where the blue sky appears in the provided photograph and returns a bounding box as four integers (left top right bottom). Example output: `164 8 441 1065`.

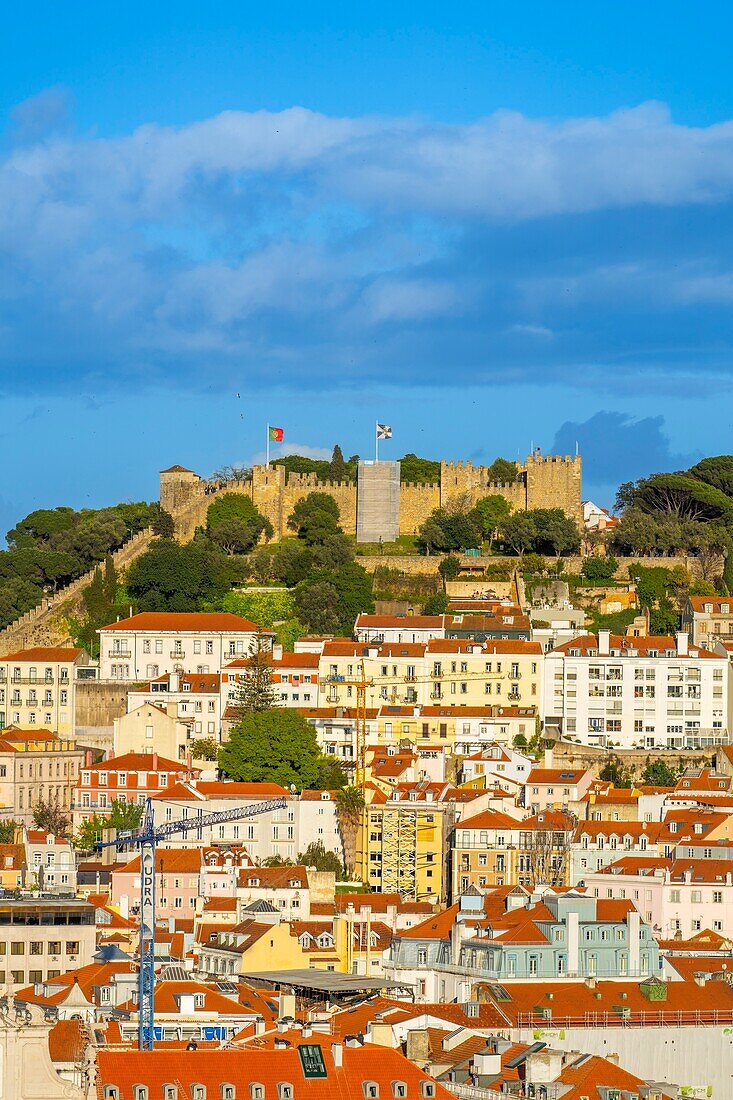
2 2 733 534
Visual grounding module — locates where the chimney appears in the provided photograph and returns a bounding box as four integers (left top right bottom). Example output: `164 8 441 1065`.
543 747 554 769
169 671 180 692
598 630 610 657
152 753 158 770
273 644 283 661
676 631 689 657
85 750 93 768
255 1016 266 1036
694 972 707 987
332 1043 343 1068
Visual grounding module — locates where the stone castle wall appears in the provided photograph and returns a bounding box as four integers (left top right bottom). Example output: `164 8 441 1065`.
161 454 583 543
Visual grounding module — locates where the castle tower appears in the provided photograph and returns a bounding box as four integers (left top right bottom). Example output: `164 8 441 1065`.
251 463 287 538
159 465 202 515
524 452 583 521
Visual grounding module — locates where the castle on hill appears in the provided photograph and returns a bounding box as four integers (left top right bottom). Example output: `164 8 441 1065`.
160 451 582 543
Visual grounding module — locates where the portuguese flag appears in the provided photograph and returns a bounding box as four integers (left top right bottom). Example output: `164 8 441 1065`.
268 426 284 442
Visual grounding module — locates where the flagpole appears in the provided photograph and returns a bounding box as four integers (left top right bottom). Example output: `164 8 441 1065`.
266 424 270 468
375 420 378 464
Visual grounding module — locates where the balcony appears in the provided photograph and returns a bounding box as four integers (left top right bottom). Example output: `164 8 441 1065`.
9 678 54 686
170 651 185 660
110 650 132 659
430 691 443 701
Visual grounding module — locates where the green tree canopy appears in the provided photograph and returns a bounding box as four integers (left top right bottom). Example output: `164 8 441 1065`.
127 540 237 611
438 555 461 581
399 454 441 484
75 800 144 850
207 494 272 553
218 709 325 789
473 495 513 541
298 840 344 875
329 445 347 481
487 458 519 483
641 759 679 786
581 556 619 582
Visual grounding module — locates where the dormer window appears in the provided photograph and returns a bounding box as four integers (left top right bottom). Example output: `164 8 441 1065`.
104 1090 120 1100
163 1087 178 1100
248 877 260 887
133 1088 148 1100
221 1087 236 1100
277 1086 293 1100
250 1088 264 1100
364 1086 380 1100
191 1086 206 1100
392 1085 408 1099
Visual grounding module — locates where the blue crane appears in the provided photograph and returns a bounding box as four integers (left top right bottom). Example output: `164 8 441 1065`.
99 794 287 1050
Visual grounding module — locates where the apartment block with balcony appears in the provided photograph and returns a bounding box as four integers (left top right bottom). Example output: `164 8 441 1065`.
544 630 728 750
98 611 271 681
0 646 89 736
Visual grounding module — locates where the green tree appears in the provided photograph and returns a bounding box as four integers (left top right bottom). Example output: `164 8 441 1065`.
231 634 276 713
329 445 347 481
218 709 322 789
207 494 272 552
581 556 619 582
75 800 144 850
502 512 537 555
298 840 344 875
398 454 441 484
272 543 314 587
0 820 20 843
248 548 273 584
311 532 353 570
312 755 347 791
641 759 679 786
191 737 219 761
531 509 580 557
438 555 461 581
152 510 175 538
294 580 341 634
335 786 365 878
288 493 341 539
599 755 633 788
421 591 448 614
7 507 76 548
127 540 236 611
487 458 519 483
473 495 513 549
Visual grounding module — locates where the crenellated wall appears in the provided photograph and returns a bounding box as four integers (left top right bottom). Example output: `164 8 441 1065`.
161 453 583 543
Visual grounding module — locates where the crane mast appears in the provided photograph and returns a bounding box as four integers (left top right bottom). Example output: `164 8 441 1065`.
99 794 287 1050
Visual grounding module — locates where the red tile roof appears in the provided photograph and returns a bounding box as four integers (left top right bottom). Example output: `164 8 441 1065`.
553 633 720 659
0 647 84 662
96 1044 453 1099
86 751 186 772
100 612 262 632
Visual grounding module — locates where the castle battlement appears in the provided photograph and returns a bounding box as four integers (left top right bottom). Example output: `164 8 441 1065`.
161 449 582 542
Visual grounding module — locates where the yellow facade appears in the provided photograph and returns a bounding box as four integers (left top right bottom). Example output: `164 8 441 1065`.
362 794 446 902
319 640 543 712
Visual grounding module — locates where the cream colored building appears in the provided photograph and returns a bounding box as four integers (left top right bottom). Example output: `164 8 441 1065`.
98 611 271 680
0 647 89 737
126 671 224 743
0 727 84 824
113 701 204 766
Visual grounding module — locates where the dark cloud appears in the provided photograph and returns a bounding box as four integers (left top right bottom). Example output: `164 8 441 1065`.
552 411 700 488
1 100 733 397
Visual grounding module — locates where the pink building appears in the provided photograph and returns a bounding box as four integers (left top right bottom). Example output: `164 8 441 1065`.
525 766 594 814
584 854 733 939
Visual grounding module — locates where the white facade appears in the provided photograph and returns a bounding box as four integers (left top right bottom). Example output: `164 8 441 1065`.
98 612 269 681
544 630 728 749
0 648 89 737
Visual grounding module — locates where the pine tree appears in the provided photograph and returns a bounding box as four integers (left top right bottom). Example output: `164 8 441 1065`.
233 633 276 713
329 444 347 482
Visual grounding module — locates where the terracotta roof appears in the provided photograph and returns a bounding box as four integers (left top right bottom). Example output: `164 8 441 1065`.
155 781 289 801
689 596 733 613
100 612 262 632
238 865 308 890
399 904 460 941
96 1044 453 1099
528 768 590 785
0 647 84 662
553 633 721 659
86 751 185 772
115 849 202 874
556 1053 647 1100
148 672 221 691
453 809 521 832
355 615 445 629
48 1018 87 1063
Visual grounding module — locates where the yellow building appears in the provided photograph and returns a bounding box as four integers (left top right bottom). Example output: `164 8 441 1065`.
373 704 537 752
362 783 488 903
318 639 543 712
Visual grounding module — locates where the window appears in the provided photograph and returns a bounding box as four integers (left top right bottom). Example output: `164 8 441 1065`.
133 1088 149 1100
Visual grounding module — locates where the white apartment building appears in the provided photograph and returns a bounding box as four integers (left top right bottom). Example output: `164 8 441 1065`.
0 647 90 736
98 612 271 681
222 647 321 710
544 630 728 750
